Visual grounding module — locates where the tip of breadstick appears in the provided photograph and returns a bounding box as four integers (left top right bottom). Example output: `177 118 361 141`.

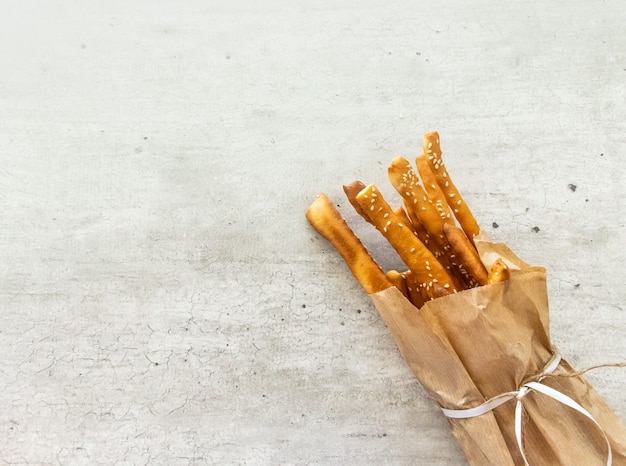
306 193 341 230
423 131 440 141
389 156 411 168
355 183 377 199
343 180 366 198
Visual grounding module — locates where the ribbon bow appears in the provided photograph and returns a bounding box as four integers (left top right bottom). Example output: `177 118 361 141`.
440 354 613 466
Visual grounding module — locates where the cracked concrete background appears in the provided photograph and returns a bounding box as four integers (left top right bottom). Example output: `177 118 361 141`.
1 1 625 464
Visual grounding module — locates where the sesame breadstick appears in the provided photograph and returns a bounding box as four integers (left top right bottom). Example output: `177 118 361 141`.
423 131 481 242
343 181 370 224
387 156 448 249
387 157 466 290
487 258 510 284
403 270 428 308
306 193 392 294
386 270 409 299
431 283 452 298
415 154 454 227
443 223 489 286
354 184 458 297
393 206 419 237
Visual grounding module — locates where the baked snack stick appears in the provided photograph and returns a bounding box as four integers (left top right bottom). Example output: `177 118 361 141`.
354 183 458 297
423 131 480 242
387 157 449 250
487 258 510 284
443 223 488 286
306 193 392 294
343 181 370 224
415 154 454 227
386 270 409 298
387 157 466 290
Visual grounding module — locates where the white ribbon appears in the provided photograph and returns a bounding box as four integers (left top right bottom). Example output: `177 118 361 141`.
440 354 613 466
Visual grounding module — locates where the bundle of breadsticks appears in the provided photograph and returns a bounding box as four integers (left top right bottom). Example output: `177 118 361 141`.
306 132 626 465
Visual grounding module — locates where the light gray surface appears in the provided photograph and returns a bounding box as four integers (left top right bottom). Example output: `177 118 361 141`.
1 1 625 464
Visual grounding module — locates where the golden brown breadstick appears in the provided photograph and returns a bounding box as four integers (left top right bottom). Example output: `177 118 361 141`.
423 131 480 242
306 193 392 294
343 181 370 224
415 154 454 226
487 258 510 284
403 270 427 308
431 283 452 298
387 157 448 248
443 223 488 286
354 184 458 297
386 270 409 298
393 206 418 236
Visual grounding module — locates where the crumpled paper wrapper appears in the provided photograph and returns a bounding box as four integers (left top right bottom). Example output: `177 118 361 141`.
369 232 626 465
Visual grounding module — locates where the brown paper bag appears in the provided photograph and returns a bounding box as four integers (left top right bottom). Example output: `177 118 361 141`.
369 233 626 465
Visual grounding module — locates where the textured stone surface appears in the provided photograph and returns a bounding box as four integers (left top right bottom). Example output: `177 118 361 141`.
1 1 625 464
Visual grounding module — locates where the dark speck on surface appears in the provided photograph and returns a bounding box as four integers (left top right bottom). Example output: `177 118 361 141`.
531 226 540 233
492 222 499 229
568 184 577 192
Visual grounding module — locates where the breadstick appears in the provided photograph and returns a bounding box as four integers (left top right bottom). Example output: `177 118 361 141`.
343 181 370 224
431 283 452 299
306 193 392 294
354 184 457 296
423 131 480 242
387 157 448 249
394 206 418 237
443 223 488 286
487 258 510 284
415 154 454 227
386 270 408 298
387 157 467 290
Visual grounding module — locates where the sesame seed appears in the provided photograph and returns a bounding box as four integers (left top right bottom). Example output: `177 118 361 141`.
410 247 415 252
457 200 462 205
370 205 375 211
444 284 450 289
449 193 456 198
398 223 403 227
383 227 387 232
428 142 432 149
383 213 389 218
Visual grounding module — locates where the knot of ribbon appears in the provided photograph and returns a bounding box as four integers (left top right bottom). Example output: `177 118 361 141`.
440 353 613 466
